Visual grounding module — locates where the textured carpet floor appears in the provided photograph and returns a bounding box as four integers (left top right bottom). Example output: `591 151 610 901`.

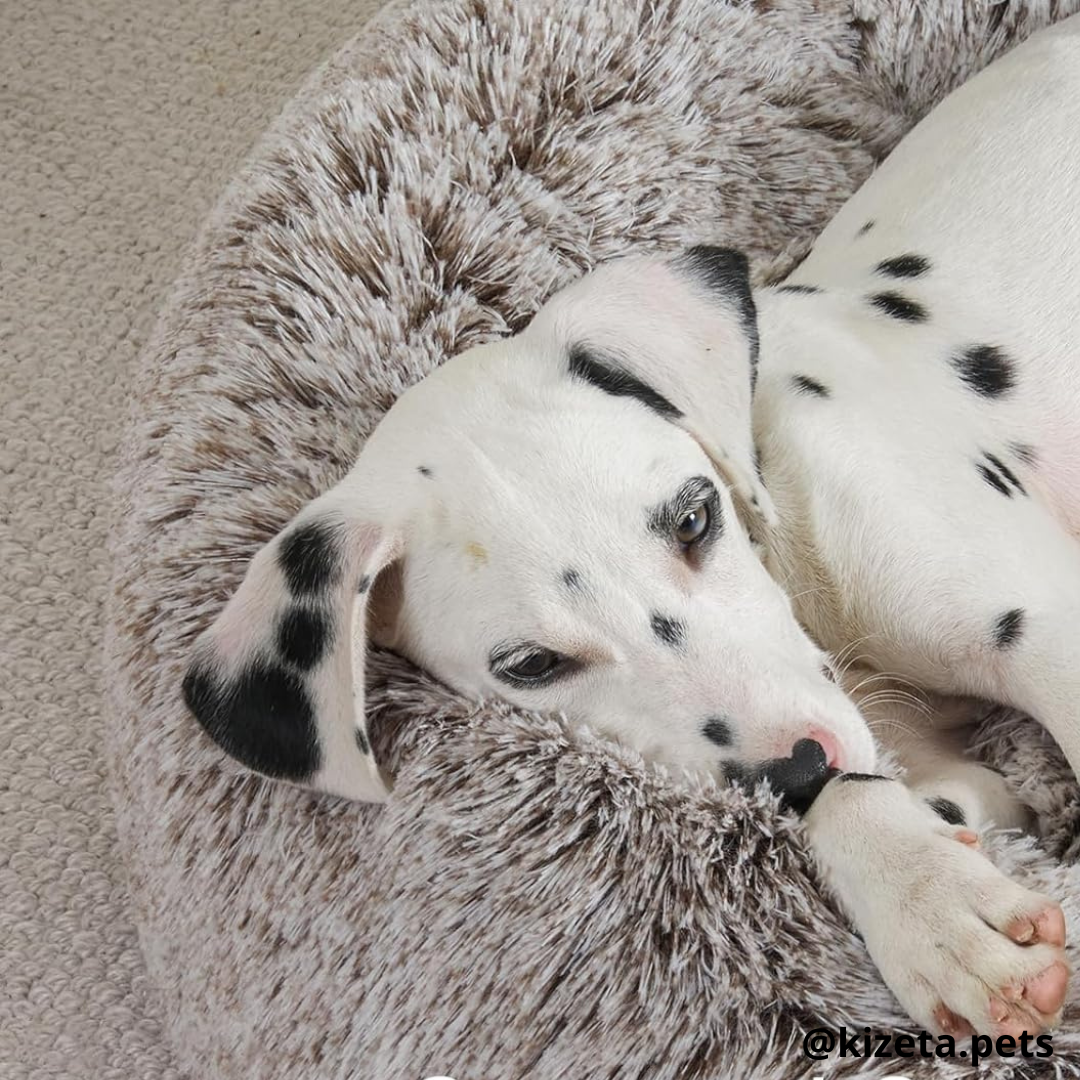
0 2 384 1077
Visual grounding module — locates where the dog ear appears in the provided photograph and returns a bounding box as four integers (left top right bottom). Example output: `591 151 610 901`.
182 466 401 802
540 245 775 534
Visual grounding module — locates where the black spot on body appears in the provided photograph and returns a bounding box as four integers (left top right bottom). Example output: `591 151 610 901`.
927 797 966 826
753 445 765 481
776 283 822 295
875 254 930 279
279 520 340 597
357 574 372 594
354 727 370 756
993 608 1025 649
417 465 433 478
1010 442 1038 466
650 613 686 648
984 452 1025 494
275 606 333 671
677 246 759 384
568 345 682 420
561 568 583 590
840 772 891 783
950 345 1015 398
182 657 321 781
868 291 928 323
790 374 830 398
977 462 1012 497
977 451 1026 498
857 220 875 236
702 716 733 747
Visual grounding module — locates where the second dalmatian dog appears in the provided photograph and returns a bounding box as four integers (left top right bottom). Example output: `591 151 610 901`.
184 16 1080 1036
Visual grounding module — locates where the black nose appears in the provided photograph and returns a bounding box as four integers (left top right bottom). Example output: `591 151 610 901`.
759 738 837 814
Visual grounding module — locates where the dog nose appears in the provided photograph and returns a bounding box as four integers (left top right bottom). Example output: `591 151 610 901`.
804 727 843 770
759 737 837 814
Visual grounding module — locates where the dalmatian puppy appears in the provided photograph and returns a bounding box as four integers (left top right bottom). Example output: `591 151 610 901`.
183 15 1080 1037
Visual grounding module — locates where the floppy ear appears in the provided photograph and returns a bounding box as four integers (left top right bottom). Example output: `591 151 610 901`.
182 471 400 802
540 245 775 534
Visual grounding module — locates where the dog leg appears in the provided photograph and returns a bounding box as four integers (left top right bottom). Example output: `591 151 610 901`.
802 774 1068 1036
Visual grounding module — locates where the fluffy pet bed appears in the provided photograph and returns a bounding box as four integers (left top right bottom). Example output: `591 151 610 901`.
105 1 1080 1076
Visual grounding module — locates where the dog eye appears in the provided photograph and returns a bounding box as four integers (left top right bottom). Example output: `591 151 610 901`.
674 504 710 546
504 649 562 682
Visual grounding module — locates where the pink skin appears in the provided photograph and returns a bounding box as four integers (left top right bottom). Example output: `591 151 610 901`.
804 726 844 770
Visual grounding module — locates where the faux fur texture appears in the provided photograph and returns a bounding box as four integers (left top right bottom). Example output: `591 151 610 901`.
105 1 1080 1076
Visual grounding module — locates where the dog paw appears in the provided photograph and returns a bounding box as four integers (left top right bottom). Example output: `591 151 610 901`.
862 818 1069 1037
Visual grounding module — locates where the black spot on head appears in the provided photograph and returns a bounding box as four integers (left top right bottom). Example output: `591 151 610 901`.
702 716 733 747
354 726 370 756
722 760 748 785
650 613 686 648
1010 442 1038 466
993 608 1025 649
275 605 334 671
984 452 1025 495
868 291 928 323
977 462 1012 497
776 283 822 295
278 520 341 597
857 220 875 236
841 772 891 783
790 374 830 398
561 568 583 591
875 254 930 279
977 451 1025 498
950 345 1015 399
677 245 759 385
357 574 372 594
417 465 433 478
568 345 682 421
182 657 320 781
927 796 966 826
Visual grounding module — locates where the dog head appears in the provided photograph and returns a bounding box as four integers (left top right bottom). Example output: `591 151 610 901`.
183 247 876 804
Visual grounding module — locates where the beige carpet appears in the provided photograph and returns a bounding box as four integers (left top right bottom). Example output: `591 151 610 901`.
0 1 384 1076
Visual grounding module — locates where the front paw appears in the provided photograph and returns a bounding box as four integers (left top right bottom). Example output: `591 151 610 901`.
807 781 1069 1036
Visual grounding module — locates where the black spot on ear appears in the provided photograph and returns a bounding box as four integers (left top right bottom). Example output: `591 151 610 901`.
702 716 733 747
182 657 320 781
950 345 1015 398
568 345 682 421
868 291 928 323
875 254 930 279
279 520 341 597
927 796 966 826
357 574 372 594
840 772 891 783
650 613 686 648
355 726 370 756
677 245 759 384
1009 441 1038 466
790 374 830 398
561 568 583 590
275 605 334 671
776 283 822 295
417 465 433 478
857 220 875 236
993 608 1025 649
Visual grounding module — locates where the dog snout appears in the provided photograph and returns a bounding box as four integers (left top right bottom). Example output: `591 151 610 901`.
759 737 839 814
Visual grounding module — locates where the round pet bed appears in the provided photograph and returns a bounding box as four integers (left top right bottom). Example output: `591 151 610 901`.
105 1 1080 1076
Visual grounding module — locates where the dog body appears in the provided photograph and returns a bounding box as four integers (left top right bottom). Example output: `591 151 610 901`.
184 16 1080 1038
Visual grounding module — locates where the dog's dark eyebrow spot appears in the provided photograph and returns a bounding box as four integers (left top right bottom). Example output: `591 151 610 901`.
417 465 433 478
702 716 733 747
1009 441 1038 466
568 344 682 421
278 520 341 597
677 245 759 376
650 613 686 648
182 657 321 781
561 568 583 590
875 254 930 279
867 291 929 323
790 374 830 398
354 726 370 756
840 773 891 783
275 605 334 672
927 796 966 826
950 345 1016 398
857 220 875 236
776 283 822 295
993 608 1025 649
